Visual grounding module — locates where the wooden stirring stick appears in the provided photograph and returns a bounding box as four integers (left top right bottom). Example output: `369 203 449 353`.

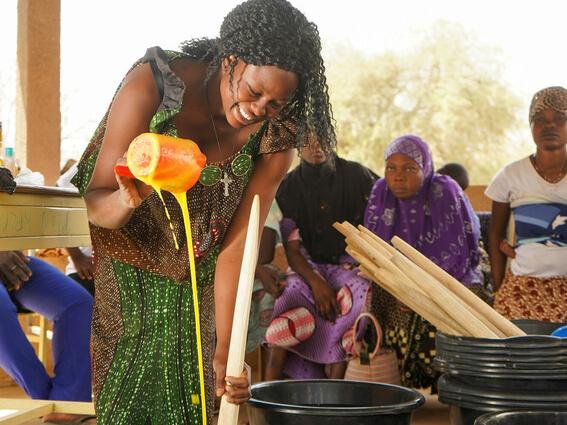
218 195 261 425
391 236 525 337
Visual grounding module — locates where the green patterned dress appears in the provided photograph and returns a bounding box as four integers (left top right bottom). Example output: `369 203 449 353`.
73 47 296 425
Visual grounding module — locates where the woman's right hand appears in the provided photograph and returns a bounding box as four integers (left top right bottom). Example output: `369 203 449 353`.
498 239 516 259
114 156 153 209
309 275 339 322
69 251 95 281
256 265 286 298
0 251 32 291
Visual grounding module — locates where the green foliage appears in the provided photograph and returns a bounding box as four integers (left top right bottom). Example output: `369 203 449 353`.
325 22 532 183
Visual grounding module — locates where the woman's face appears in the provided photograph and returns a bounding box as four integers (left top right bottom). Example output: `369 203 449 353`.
300 139 326 165
384 153 424 200
530 108 567 152
219 57 299 128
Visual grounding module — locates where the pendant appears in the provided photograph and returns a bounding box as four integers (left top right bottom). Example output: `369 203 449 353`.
220 172 233 197
199 165 222 186
199 153 251 189
231 153 252 177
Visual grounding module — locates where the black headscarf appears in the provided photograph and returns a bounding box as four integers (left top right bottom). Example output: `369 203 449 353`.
277 155 377 264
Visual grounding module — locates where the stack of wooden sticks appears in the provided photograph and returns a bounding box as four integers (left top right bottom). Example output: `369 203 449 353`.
333 221 526 338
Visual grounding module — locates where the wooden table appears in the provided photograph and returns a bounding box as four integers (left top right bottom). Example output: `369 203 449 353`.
0 399 95 424
0 185 90 250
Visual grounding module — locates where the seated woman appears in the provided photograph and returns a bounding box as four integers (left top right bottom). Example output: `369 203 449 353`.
0 251 93 423
486 86 567 323
264 138 377 380
246 200 285 355
364 134 483 389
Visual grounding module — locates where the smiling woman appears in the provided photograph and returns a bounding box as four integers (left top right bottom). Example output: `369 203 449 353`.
70 0 336 424
218 63 299 127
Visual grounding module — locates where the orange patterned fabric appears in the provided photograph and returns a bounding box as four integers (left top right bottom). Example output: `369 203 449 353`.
494 271 567 322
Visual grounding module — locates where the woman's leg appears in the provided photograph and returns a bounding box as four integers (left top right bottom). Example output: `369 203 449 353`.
14 257 93 401
327 361 347 379
263 346 287 381
0 284 51 398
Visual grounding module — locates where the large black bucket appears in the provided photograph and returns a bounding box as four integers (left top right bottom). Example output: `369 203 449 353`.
246 379 425 425
474 411 567 425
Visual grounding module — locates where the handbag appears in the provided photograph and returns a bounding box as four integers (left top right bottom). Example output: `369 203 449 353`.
344 312 401 385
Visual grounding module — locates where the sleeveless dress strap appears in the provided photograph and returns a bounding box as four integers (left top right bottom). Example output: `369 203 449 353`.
149 58 164 101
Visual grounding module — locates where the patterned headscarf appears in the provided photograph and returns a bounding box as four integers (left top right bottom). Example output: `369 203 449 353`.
384 134 433 176
529 86 567 123
364 135 481 284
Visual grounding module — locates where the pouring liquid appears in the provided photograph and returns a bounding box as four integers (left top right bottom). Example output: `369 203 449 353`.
146 179 207 425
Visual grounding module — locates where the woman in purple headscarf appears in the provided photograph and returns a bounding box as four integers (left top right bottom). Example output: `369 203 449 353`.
364 134 483 389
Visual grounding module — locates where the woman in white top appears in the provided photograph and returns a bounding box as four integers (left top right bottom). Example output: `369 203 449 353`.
485 86 567 322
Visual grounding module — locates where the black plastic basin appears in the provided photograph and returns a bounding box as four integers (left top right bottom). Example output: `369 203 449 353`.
438 375 567 405
434 357 567 378
436 332 567 352
512 320 567 336
475 411 567 425
434 347 567 363
246 379 425 425
440 375 567 392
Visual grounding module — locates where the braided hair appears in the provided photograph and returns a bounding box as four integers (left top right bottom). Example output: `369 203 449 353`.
180 0 336 154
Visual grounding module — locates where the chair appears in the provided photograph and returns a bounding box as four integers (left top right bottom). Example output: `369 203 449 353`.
18 310 50 366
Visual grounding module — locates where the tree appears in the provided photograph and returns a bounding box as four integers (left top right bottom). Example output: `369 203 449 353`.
325 21 531 183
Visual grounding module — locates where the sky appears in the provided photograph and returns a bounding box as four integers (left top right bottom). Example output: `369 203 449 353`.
1 0 567 162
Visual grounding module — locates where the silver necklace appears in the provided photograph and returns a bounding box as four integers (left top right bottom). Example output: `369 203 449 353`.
198 87 252 194
530 154 567 184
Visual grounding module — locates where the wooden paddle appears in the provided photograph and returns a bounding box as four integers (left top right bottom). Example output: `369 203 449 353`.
391 236 525 337
348 247 465 335
217 195 261 425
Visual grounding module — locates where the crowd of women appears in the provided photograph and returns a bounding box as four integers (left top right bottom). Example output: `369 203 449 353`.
260 86 567 391
0 0 565 423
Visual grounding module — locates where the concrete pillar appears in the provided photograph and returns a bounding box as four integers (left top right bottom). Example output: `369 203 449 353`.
16 0 61 185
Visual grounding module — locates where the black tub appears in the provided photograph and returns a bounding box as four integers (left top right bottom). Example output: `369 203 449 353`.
434 358 567 377
437 374 567 392
436 333 567 353
246 379 425 425
434 347 567 363
474 411 567 425
438 375 567 410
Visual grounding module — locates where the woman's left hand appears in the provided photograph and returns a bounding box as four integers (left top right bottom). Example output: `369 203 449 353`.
310 275 340 322
213 349 251 404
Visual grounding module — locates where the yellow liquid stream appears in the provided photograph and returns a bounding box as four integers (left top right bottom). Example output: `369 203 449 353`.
155 190 180 250
149 183 207 425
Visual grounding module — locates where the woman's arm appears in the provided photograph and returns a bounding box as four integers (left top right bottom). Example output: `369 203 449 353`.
257 227 277 265
488 201 511 290
65 247 94 281
255 228 285 298
84 63 160 229
213 148 293 397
